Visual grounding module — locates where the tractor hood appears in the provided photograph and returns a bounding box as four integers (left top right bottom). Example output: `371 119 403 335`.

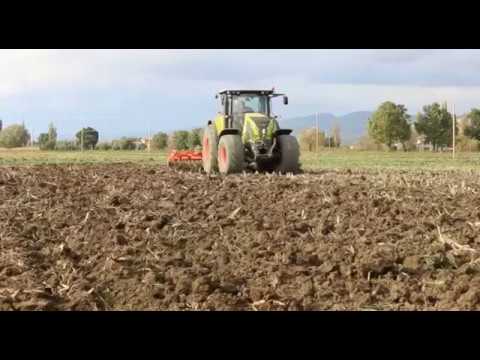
242 113 279 144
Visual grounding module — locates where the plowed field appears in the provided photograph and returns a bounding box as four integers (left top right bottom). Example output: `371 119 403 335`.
2 164 480 310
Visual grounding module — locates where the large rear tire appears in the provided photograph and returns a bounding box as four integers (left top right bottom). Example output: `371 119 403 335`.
202 125 218 174
218 135 245 174
275 135 300 174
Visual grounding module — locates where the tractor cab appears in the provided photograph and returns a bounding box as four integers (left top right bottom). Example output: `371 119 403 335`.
216 89 288 131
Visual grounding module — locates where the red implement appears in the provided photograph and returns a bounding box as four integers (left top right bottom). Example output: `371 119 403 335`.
167 150 203 171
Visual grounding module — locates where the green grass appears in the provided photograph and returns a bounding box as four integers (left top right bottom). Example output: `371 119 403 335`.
0 148 167 166
2 147 480 172
301 149 480 171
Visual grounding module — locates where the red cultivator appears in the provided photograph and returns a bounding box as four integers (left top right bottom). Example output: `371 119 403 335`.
167 150 203 171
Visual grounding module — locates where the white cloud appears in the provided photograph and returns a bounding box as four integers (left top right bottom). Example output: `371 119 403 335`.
2 49 480 137
0 49 188 97
282 82 480 116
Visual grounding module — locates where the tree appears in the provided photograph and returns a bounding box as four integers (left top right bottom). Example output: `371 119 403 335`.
0 119 3 132
332 123 341 147
75 127 99 150
414 103 455 151
0 124 31 148
38 123 57 150
299 128 325 152
48 123 57 144
324 135 335 147
368 101 411 149
151 132 168 150
463 108 480 141
188 128 203 149
169 131 190 150
38 133 52 150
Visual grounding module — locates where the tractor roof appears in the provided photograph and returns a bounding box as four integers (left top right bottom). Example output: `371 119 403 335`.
218 89 276 95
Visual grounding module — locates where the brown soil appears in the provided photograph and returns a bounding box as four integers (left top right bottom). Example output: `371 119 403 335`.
2 164 480 310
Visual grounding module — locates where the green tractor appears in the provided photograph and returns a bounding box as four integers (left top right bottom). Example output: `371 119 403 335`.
202 89 300 174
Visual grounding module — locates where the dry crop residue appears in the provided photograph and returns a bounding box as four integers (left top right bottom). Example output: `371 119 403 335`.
1 164 480 310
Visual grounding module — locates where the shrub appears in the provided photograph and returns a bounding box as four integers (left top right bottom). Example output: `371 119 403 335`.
55 140 78 151
456 135 480 152
112 137 138 150
0 124 30 148
151 132 168 150
299 128 325 152
168 131 190 150
188 128 203 149
38 133 56 150
96 142 112 151
354 134 386 151
136 143 147 151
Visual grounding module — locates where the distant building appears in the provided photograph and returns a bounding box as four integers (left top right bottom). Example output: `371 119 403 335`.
126 137 152 151
416 134 433 151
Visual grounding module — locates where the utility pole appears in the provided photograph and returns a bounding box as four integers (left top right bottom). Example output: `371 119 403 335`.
452 104 456 160
148 119 151 153
81 127 84 152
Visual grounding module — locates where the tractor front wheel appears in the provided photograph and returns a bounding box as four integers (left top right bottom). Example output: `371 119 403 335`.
218 135 245 174
202 125 218 174
275 135 300 174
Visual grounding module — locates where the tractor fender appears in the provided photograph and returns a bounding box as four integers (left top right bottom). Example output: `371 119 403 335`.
218 128 241 138
274 129 293 137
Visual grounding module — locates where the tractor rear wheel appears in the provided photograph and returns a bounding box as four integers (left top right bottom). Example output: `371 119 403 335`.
218 135 245 174
202 125 218 174
275 135 300 174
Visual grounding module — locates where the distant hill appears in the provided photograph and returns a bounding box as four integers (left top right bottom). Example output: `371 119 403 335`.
279 111 373 145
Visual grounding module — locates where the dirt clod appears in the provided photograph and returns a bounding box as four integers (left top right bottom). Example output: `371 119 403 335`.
403 255 422 273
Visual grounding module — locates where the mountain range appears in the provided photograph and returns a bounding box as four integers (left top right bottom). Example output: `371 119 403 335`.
279 111 373 145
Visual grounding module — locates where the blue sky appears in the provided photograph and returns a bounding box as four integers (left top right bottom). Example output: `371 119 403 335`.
1 49 480 140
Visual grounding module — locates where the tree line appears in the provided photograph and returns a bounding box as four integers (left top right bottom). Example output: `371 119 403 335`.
4 102 480 152
296 102 480 152
0 121 204 151
365 101 480 151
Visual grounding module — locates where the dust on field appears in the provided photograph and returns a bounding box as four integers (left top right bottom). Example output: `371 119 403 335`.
1 164 480 310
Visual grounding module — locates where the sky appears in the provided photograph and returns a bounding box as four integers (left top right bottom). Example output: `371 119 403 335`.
1 49 480 140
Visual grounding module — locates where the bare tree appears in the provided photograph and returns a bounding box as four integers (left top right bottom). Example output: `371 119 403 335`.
299 128 325 152
332 123 341 147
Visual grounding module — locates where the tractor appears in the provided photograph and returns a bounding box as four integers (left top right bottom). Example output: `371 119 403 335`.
200 89 300 174
167 89 300 174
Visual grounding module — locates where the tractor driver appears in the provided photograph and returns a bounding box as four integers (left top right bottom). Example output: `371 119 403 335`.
232 97 253 130
233 98 251 113
235 97 256 113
